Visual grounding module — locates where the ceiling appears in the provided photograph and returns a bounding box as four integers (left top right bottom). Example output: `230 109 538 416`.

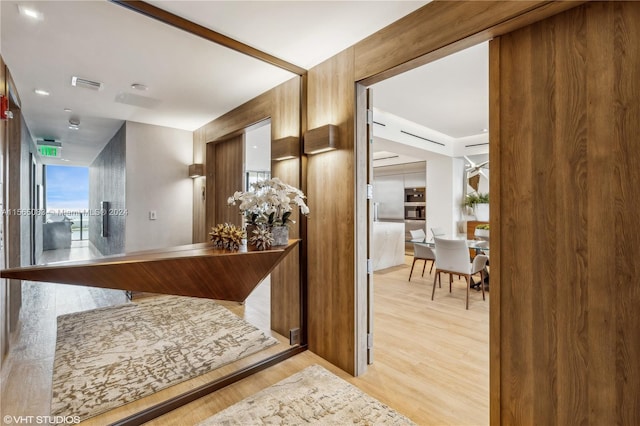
372 42 488 139
0 0 487 168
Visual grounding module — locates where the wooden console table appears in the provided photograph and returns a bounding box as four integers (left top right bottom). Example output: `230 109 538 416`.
0 240 299 302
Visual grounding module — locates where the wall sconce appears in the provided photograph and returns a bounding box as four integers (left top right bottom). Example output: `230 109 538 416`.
272 136 299 161
304 124 338 155
188 163 204 178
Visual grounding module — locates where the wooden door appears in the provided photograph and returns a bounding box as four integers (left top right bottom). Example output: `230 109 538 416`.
491 2 640 424
207 134 244 229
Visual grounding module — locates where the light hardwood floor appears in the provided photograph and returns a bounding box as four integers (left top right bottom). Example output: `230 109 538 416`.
1 254 489 425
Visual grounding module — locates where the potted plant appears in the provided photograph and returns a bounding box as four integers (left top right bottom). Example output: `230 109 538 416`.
474 223 490 239
464 192 490 221
227 177 309 247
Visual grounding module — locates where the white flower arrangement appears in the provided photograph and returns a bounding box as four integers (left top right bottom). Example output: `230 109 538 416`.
227 177 310 227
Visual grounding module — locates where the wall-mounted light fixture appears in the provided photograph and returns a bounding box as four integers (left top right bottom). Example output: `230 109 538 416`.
188 163 204 178
272 136 299 161
304 124 338 155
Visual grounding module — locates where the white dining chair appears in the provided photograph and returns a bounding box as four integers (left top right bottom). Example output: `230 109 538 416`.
431 227 446 239
409 244 436 282
409 228 426 241
431 237 488 309
408 229 435 281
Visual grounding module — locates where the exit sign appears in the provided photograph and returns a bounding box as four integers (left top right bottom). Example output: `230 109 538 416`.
38 145 61 158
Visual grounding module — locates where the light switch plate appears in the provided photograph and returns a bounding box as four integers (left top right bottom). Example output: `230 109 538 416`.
149 210 157 220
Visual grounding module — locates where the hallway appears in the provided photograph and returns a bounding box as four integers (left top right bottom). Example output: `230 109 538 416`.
39 240 101 264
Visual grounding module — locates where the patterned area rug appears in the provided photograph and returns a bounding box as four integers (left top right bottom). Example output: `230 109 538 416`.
198 365 416 425
51 295 279 420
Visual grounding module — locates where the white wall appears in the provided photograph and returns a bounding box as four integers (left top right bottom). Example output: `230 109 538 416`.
245 122 271 172
426 155 465 238
452 157 465 232
125 121 193 252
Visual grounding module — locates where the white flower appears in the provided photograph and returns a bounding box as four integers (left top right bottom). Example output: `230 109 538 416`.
227 178 310 226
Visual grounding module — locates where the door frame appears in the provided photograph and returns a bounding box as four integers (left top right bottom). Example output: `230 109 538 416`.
352 1 586 421
29 153 36 265
355 85 374 367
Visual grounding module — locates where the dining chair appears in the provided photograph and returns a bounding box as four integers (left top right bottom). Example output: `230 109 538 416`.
409 244 436 282
430 227 446 239
431 237 488 309
474 240 490 260
409 228 426 241
408 229 436 281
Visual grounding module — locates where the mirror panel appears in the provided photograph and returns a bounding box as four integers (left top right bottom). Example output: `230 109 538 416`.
1 1 302 423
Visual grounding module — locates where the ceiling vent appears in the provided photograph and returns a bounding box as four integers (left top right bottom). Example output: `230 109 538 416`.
71 76 103 91
115 92 161 109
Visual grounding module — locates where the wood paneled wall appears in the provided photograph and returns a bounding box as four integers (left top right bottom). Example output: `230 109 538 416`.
270 77 303 337
306 49 357 373
491 2 640 423
6 93 22 334
194 77 301 337
192 128 206 243
187 0 597 383
302 0 588 376
1 55 7 364
354 0 583 85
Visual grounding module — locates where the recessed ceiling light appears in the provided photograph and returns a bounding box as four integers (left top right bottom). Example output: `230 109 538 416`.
35 89 50 96
131 83 148 91
64 108 72 112
252 145 258 149
68 124 80 130
18 5 43 20
482 128 488 133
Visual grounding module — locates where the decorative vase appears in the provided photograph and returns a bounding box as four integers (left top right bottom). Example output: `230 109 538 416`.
245 224 257 240
270 225 289 246
475 228 490 239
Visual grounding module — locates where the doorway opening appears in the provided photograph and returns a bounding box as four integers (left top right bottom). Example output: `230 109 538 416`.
363 42 490 424
43 165 89 252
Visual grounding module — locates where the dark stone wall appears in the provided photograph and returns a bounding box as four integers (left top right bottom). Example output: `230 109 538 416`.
89 124 126 256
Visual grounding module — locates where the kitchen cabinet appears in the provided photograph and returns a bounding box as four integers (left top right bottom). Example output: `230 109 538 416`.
404 172 425 188
404 187 426 253
372 174 404 220
404 187 425 220
372 221 405 270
